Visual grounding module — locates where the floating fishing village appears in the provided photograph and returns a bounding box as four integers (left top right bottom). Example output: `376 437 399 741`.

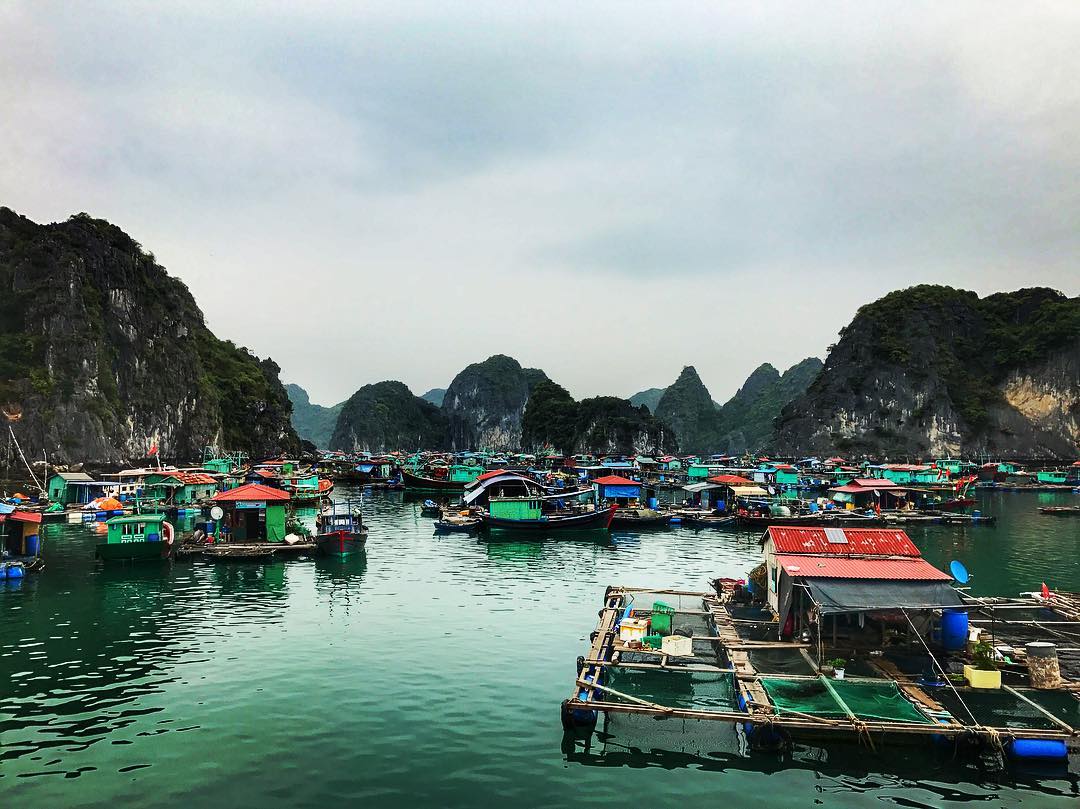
4 431 1080 775
4 6 1080 806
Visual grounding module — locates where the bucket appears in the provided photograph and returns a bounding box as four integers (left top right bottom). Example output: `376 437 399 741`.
941 609 969 651
1026 642 1061 689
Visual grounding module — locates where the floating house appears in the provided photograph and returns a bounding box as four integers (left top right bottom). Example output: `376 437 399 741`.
0 505 42 569
592 475 642 505
211 483 291 542
46 471 106 506
144 471 218 506
761 526 961 643
828 478 909 509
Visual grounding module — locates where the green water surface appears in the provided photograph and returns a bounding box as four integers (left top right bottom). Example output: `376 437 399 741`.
1 488 1077 807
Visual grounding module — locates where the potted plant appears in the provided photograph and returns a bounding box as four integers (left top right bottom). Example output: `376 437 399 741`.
964 641 1002 689
828 658 847 679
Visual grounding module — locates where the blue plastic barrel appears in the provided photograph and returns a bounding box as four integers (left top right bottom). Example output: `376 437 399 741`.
0 563 7 578
1010 738 1068 760
25 534 40 556
6 563 24 579
648 497 658 509
941 609 969 651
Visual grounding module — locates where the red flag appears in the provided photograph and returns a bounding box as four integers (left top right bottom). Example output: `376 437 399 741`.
1041 582 1051 599
148 443 158 457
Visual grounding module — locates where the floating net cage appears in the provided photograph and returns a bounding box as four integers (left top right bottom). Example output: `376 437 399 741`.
606 668 739 711
761 678 933 724
933 688 1080 731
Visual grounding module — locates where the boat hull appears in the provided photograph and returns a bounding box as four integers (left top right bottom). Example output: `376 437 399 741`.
402 469 468 491
610 512 672 528
481 505 616 532
735 514 885 528
96 541 173 561
314 530 368 557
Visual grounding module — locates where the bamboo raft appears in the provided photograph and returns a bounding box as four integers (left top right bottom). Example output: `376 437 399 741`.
563 584 1080 757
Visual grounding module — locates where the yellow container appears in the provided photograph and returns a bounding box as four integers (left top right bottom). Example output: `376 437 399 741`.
964 665 1002 689
618 618 649 644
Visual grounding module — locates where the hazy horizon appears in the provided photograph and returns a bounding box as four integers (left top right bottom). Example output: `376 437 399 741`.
3 3 1078 406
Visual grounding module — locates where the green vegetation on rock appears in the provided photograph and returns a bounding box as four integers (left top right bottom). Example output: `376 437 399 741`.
523 381 675 455
330 381 448 452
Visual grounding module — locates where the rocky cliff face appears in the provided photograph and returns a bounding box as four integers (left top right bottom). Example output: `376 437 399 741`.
654 367 722 454
286 384 343 448
773 286 1080 458
0 207 299 466
329 381 448 453
714 358 822 453
442 355 548 451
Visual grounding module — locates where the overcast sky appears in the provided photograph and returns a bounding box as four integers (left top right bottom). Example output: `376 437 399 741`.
2 2 1078 406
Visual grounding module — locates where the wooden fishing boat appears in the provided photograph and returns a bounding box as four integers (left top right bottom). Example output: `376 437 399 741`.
609 508 672 529
735 512 884 528
97 514 176 561
314 505 367 557
682 513 738 528
481 504 617 532
434 516 481 532
402 468 469 491
1039 506 1080 516
419 499 443 516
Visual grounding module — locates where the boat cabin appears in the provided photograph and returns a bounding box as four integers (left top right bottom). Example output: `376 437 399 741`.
105 514 168 546
211 483 291 542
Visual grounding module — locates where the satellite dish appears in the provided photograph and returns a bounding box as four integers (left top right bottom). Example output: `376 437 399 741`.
210 506 224 521
950 560 970 584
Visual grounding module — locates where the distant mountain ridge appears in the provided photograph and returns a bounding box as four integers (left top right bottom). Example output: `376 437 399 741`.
286 384 343 449
628 387 666 413
421 388 446 407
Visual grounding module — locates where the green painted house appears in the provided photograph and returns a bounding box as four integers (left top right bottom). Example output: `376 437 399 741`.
211 483 291 542
144 472 219 505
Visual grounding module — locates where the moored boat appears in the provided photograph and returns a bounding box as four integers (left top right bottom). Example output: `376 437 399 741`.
97 514 176 561
314 504 367 557
609 508 672 529
481 504 616 531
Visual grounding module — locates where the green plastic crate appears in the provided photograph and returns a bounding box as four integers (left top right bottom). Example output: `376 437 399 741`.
644 634 663 649
651 601 675 636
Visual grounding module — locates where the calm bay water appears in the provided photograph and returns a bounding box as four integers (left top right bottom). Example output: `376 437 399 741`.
1 488 1078 807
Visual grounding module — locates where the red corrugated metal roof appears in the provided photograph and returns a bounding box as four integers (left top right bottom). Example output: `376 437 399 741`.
707 474 754 485
850 478 898 487
775 554 950 581
176 472 216 485
1 510 43 524
212 483 290 502
766 526 921 556
593 475 639 486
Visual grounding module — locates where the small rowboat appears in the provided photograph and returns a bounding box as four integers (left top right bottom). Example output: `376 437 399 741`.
609 508 672 529
434 517 481 532
1039 506 1080 516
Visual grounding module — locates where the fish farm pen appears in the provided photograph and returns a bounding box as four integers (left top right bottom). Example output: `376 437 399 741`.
563 584 1080 764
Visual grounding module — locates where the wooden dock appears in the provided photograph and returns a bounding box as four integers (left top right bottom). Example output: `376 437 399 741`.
178 541 317 560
